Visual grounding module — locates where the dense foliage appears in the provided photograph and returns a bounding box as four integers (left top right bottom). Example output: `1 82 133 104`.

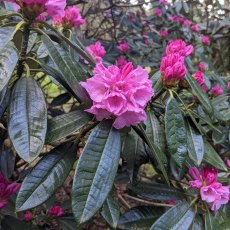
0 0 230 229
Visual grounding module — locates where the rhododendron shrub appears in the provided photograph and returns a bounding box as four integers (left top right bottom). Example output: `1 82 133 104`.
0 0 229 229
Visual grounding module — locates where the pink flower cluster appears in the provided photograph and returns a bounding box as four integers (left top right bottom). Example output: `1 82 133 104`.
85 41 106 63
53 6 85 29
49 205 64 217
202 35 210 45
0 173 20 208
191 24 199 32
117 40 130 52
189 167 229 211
154 7 162 17
160 39 193 87
24 211 33 222
193 71 205 86
80 62 154 129
2 0 66 18
210 86 223 97
161 29 168 38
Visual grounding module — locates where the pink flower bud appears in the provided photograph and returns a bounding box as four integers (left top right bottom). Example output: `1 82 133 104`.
49 206 64 217
154 8 162 17
85 41 106 64
193 71 205 85
161 30 168 38
210 86 223 97
198 62 205 72
189 167 201 180
227 82 230 89
226 160 230 167
24 211 33 222
201 167 218 185
117 40 130 52
191 24 199 32
201 84 208 92
166 39 193 57
183 19 192 26
202 35 210 45
117 56 127 69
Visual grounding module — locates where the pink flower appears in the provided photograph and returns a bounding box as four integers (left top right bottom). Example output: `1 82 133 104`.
36 13 46 21
201 84 208 92
117 56 127 69
198 62 205 72
160 53 187 85
159 0 168 6
5 0 66 18
53 6 85 28
161 30 168 38
117 40 130 52
227 160 230 167
193 71 205 85
166 39 194 57
86 41 106 63
183 19 192 26
210 86 223 97
80 62 154 129
49 206 64 217
24 211 33 222
202 35 210 45
0 173 20 209
168 200 175 205
191 24 199 32
154 8 162 17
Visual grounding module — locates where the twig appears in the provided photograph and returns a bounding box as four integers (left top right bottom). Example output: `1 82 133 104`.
117 194 131 209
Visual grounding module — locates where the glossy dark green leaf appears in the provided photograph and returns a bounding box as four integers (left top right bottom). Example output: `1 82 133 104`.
0 42 18 92
0 27 15 49
150 201 195 230
205 210 217 230
189 216 204 230
185 74 213 114
0 87 10 118
146 110 165 152
203 140 227 171
8 77 47 163
118 206 164 230
212 95 230 122
42 35 89 103
212 126 228 144
72 120 121 224
101 194 120 228
16 142 76 211
58 216 78 230
165 97 188 167
46 110 92 143
0 147 15 178
186 122 204 166
129 181 184 201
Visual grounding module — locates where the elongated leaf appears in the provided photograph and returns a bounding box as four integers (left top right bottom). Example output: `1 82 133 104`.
0 27 15 49
72 120 121 224
46 110 92 143
165 97 188 167
16 142 76 211
101 194 120 229
205 210 217 230
8 77 47 163
186 122 204 166
0 42 18 92
203 140 227 171
42 35 89 103
0 87 10 119
189 216 204 230
146 110 165 152
129 181 184 201
212 95 230 122
185 74 213 114
118 206 164 230
150 202 195 230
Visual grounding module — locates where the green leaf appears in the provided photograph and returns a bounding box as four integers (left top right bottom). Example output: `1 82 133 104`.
165 97 188 167
212 95 230 122
186 122 204 166
189 216 204 230
101 194 120 229
129 181 184 201
72 120 121 224
8 77 47 163
205 210 217 230
0 27 15 49
0 42 18 92
16 142 76 211
58 216 78 230
146 110 165 152
0 87 10 118
203 140 227 171
150 201 195 230
185 74 213 114
46 110 92 143
42 35 89 103
118 206 164 230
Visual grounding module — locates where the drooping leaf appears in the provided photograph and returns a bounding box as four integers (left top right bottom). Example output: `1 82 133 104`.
0 147 15 178
118 206 164 230
205 210 217 230
8 77 47 163
16 142 76 211
150 201 195 230
0 87 10 119
203 140 227 171
165 97 188 167
129 181 184 201
72 120 121 224
185 74 213 114
0 27 15 49
186 122 204 166
101 194 120 229
46 110 92 143
0 42 18 92
189 215 204 230
42 35 89 103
